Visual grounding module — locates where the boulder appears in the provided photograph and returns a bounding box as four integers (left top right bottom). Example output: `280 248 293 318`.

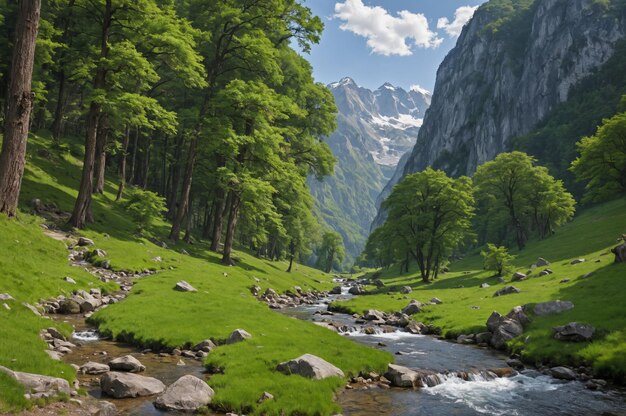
490 318 524 349
570 259 585 265
535 258 550 267
348 285 364 295
80 297 101 313
384 364 419 387
553 322 595 342
193 339 216 352
100 372 165 398
154 375 214 412
612 240 626 263
402 300 422 315
506 306 530 326
257 391 274 404
46 327 66 341
250 285 261 296
277 354 344 380
430 297 442 305
551 366 577 381
457 334 475 344
475 332 492 344
0 365 71 399
87 401 117 416
228 329 252 343
533 300 574 316
400 286 412 294
80 362 110 375
264 288 278 298
405 321 422 334
511 272 527 282
329 286 342 295
108 355 145 373
77 237 94 246
493 286 520 297
486 311 504 333
363 309 385 321
174 281 197 292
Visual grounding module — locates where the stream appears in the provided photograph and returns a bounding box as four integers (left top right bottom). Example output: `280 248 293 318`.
53 286 626 416
280 287 626 416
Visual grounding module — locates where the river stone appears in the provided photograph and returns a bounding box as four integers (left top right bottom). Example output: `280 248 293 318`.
100 372 165 398
551 366 577 380
80 362 110 375
506 306 530 326
486 311 504 332
87 401 117 416
46 327 66 341
535 258 550 267
228 329 252 343
108 355 145 372
553 322 595 342
364 309 385 321
59 298 81 314
193 339 216 352
0 365 71 398
534 300 574 316
77 237 94 246
174 281 197 292
402 300 422 315
277 354 344 380
329 286 342 295
154 375 214 412
348 285 364 295
384 364 419 387
490 319 523 349
613 241 626 263
400 286 412 294
493 286 520 297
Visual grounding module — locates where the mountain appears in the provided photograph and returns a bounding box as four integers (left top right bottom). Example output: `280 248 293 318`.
310 78 431 265
373 0 626 228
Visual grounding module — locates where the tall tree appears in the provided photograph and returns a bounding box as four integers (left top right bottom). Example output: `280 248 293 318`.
316 231 345 273
0 0 41 217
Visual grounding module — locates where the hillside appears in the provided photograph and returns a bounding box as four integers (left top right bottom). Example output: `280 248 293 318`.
0 133 391 414
310 79 430 264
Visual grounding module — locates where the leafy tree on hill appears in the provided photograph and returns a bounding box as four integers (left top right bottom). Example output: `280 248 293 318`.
474 151 575 250
570 102 626 202
316 231 345 273
374 168 475 283
481 243 515 276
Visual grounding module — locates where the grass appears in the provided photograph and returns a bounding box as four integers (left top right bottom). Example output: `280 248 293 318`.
0 132 391 415
332 197 626 382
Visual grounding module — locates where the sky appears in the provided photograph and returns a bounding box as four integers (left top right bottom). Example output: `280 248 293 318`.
302 0 487 92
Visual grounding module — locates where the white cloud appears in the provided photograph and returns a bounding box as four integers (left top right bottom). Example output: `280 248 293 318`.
334 0 443 56
437 5 479 38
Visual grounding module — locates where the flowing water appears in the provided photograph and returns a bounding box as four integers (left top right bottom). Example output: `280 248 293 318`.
280 289 626 416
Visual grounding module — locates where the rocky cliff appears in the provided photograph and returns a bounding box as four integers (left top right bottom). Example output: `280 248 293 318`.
373 0 626 229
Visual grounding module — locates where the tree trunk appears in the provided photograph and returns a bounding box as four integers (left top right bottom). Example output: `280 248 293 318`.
210 187 227 252
166 133 184 218
221 191 241 265
201 201 212 239
0 0 41 217
183 192 193 243
115 125 130 201
142 137 151 189
93 114 108 194
69 0 111 228
161 135 168 195
129 127 139 185
286 240 295 272
169 135 197 241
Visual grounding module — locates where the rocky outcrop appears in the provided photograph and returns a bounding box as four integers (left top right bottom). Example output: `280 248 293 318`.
154 375 214 412
554 322 595 341
0 365 71 399
80 362 110 375
486 306 530 349
277 354 344 380
100 372 165 398
374 0 626 226
384 364 420 387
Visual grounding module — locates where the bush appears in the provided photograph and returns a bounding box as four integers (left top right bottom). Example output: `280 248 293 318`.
481 243 515 276
121 187 166 233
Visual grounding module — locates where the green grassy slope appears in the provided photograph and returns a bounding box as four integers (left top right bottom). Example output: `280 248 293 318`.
334 198 626 381
0 133 391 415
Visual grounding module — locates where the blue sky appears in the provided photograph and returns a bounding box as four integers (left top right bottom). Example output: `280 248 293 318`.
302 0 486 92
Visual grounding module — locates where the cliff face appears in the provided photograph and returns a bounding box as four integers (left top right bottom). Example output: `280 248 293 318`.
373 0 626 229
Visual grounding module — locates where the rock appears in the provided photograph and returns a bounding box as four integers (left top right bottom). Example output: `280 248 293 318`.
535 258 550 267
100 372 165 398
405 321 422 334
493 286 520 297
174 281 197 292
80 298 101 313
88 401 117 416
77 237 94 246
46 327 66 341
479 283 490 288
193 339 216 352
80 362 110 375
559 279 571 283
277 354 344 380
550 366 577 380
363 309 385 321
553 322 595 342
250 285 261 296
506 358 524 369
511 272 527 282
402 300 422 315
22 302 42 316
373 280 385 288
45 350 63 360
228 329 252 343
0 293 13 301
582 272 593 279
475 332 492 344
533 300 574 316
108 355 146 373
486 312 504 332
570 259 586 265
257 391 274 404
400 286 412 294
457 334 475 344
154 375 214 412
348 285 364 295
430 297 442 304
329 286 342 295
613 241 626 263
506 306 531 326
59 299 81 314
384 364 419 387
152 256 162 263
63 276 77 284
0 365 71 398
490 319 524 349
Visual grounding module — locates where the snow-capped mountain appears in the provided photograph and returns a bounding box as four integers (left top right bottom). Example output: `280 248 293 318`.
328 77 431 166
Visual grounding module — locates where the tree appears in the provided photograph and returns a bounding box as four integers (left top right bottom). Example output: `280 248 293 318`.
122 187 166 233
474 151 575 250
376 168 475 283
481 244 515 276
570 105 626 202
316 231 345 273
0 0 41 217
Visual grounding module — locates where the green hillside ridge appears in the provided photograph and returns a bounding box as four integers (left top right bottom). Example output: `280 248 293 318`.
0 133 391 414
333 198 626 381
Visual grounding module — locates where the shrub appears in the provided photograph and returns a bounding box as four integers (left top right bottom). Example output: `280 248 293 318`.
121 187 166 233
